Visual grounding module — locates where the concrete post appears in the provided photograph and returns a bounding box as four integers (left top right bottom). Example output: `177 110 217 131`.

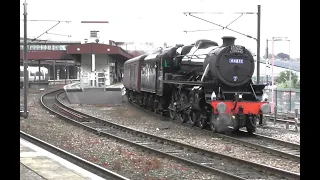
91 53 96 87
38 60 41 81
57 67 60 80
294 109 299 132
65 60 67 85
105 55 110 86
53 60 56 87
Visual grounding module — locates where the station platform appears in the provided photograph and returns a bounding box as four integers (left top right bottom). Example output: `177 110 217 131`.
63 82 124 92
48 79 80 85
20 138 105 180
63 83 124 105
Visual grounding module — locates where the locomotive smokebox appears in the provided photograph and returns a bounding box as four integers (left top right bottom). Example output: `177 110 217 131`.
222 36 236 46
204 35 254 87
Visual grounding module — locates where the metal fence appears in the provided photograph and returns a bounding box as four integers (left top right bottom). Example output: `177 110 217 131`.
263 88 300 113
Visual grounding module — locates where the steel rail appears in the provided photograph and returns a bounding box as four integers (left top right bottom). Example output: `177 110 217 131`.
41 90 300 180
20 130 130 180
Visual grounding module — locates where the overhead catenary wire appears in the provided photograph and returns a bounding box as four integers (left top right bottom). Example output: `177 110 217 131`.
183 12 257 14
21 19 72 42
183 13 244 33
183 13 244 35
185 13 257 40
225 13 244 28
46 32 71 37
31 21 61 41
184 28 224 33
20 19 71 22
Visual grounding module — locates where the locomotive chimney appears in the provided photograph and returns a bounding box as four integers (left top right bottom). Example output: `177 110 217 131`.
222 36 236 46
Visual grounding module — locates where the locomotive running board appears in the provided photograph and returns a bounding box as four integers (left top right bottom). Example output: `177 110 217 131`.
163 80 212 86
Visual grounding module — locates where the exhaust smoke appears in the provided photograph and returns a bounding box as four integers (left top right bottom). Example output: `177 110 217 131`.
212 113 234 133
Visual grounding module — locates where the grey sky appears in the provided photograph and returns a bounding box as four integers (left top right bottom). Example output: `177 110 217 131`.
20 0 300 58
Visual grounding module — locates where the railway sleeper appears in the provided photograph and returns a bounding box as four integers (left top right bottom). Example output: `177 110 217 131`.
53 103 88 120
44 90 300 180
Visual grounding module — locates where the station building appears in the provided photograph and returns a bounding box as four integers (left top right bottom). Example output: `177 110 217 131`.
20 27 133 87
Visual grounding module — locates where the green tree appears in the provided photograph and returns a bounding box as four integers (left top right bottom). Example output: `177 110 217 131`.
263 53 278 59
276 70 299 88
295 80 300 88
277 52 290 60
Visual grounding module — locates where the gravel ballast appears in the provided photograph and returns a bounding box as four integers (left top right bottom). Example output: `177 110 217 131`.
20 88 222 180
256 123 300 144
59 92 300 174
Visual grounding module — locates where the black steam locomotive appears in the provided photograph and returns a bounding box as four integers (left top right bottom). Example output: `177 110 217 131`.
123 36 271 133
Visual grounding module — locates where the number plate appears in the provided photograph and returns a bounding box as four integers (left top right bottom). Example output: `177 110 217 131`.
229 58 244 64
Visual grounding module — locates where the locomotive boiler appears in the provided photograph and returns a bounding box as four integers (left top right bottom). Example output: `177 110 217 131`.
123 36 271 133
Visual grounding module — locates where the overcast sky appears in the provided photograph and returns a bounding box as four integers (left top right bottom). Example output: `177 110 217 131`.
20 0 300 58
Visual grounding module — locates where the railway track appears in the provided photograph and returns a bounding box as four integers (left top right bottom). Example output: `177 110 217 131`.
127 98 300 162
268 118 298 125
41 89 299 180
260 115 300 133
223 130 300 161
20 130 129 180
264 115 300 125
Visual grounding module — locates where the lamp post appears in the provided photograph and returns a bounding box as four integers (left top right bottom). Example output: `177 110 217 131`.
266 39 271 85
271 38 275 113
270 37 290 113
288 40 291 88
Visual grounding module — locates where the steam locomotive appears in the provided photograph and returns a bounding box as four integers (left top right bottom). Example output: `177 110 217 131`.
123 36 271 133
